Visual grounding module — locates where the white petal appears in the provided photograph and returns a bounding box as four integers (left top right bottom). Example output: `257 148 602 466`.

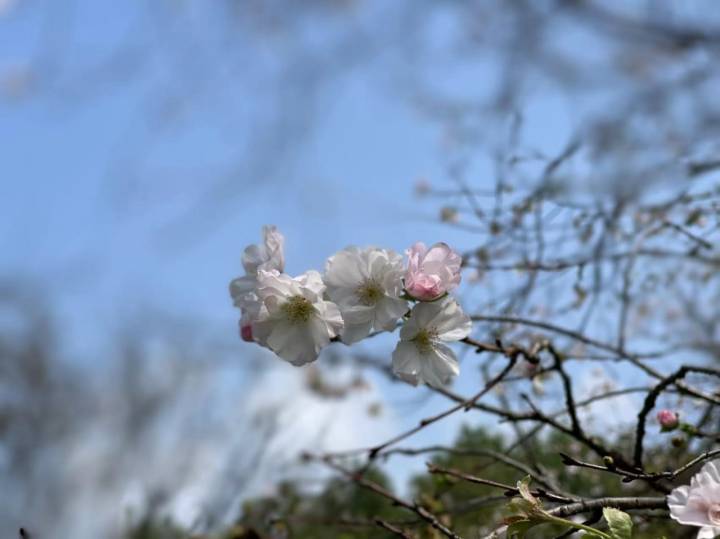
698 526 720 539
229 275 256 305
392 341 423 386
392 341 459 387
256 270 297 300
261 225 285 272
341 304 375 324
433 299 472 341
266 320 295 353
420 343 459 387
667 485 690 507
693 470 720 502
702 461 720 485
315 300 344 337
399 312 421 341
373 247 403 276
404 297 440 329
342 318 374 344
299 270 326 301
400 298 471 342
380 267 405 297
240 225 285 275
669 489 712 526
241 244 266 274
374 297 408 331
327 286 358 307
324 247 367 288
307 316 332 349
272 323 320 366
367 248 391 278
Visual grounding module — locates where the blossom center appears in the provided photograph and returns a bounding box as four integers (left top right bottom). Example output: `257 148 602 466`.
709 503 720 525
356 280 384 306
282 295 314 323
413 328 438 355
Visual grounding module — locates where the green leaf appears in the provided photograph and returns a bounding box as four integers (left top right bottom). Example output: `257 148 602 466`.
603 507 633 539
516 476 539 506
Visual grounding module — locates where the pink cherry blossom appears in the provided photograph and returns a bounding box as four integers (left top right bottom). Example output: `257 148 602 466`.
404 242 462 301
657 409 679 430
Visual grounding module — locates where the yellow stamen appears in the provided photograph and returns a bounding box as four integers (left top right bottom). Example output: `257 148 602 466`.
356 280 383 306
282 296 314 323
413 328 438 355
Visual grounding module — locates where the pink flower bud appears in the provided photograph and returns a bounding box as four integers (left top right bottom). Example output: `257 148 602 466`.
405 242 462 301
657 409 679 430
240 323 254 342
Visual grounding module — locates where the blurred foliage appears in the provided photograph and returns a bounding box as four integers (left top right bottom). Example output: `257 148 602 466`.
125 424 689 538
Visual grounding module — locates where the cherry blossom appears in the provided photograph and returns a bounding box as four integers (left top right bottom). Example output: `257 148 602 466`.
404 241 462 301
324 246 408 344
391 297 471 386
229 226 285 340
252 270 343 366
229 225 285 307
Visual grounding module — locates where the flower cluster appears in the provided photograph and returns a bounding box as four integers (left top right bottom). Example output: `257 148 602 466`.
229 226 471 386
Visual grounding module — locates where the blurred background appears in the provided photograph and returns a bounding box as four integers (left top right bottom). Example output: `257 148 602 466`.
2 1 720 537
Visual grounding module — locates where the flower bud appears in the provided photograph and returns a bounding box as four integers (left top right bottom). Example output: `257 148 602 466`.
657 409 679 431
404 242 462 301
240 323 254 342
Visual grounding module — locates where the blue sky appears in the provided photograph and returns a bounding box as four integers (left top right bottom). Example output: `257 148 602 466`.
0 1 491 356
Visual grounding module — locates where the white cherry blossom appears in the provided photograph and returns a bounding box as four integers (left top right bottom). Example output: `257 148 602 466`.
391 297 471 386
252 269 343 366
324 246 408 344
229 225 285 340
229 225 285 307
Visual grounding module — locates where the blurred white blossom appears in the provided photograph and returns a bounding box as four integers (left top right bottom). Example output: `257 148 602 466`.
668 460 720 539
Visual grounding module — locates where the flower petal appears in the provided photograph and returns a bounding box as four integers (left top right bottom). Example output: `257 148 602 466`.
392 341 422 386
669 485 713 526
421 343 459 387
374 297 409 331
698 526 720 539
229 275 256 305
433 299 472 341
342 318 374 345
324 246 368 288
